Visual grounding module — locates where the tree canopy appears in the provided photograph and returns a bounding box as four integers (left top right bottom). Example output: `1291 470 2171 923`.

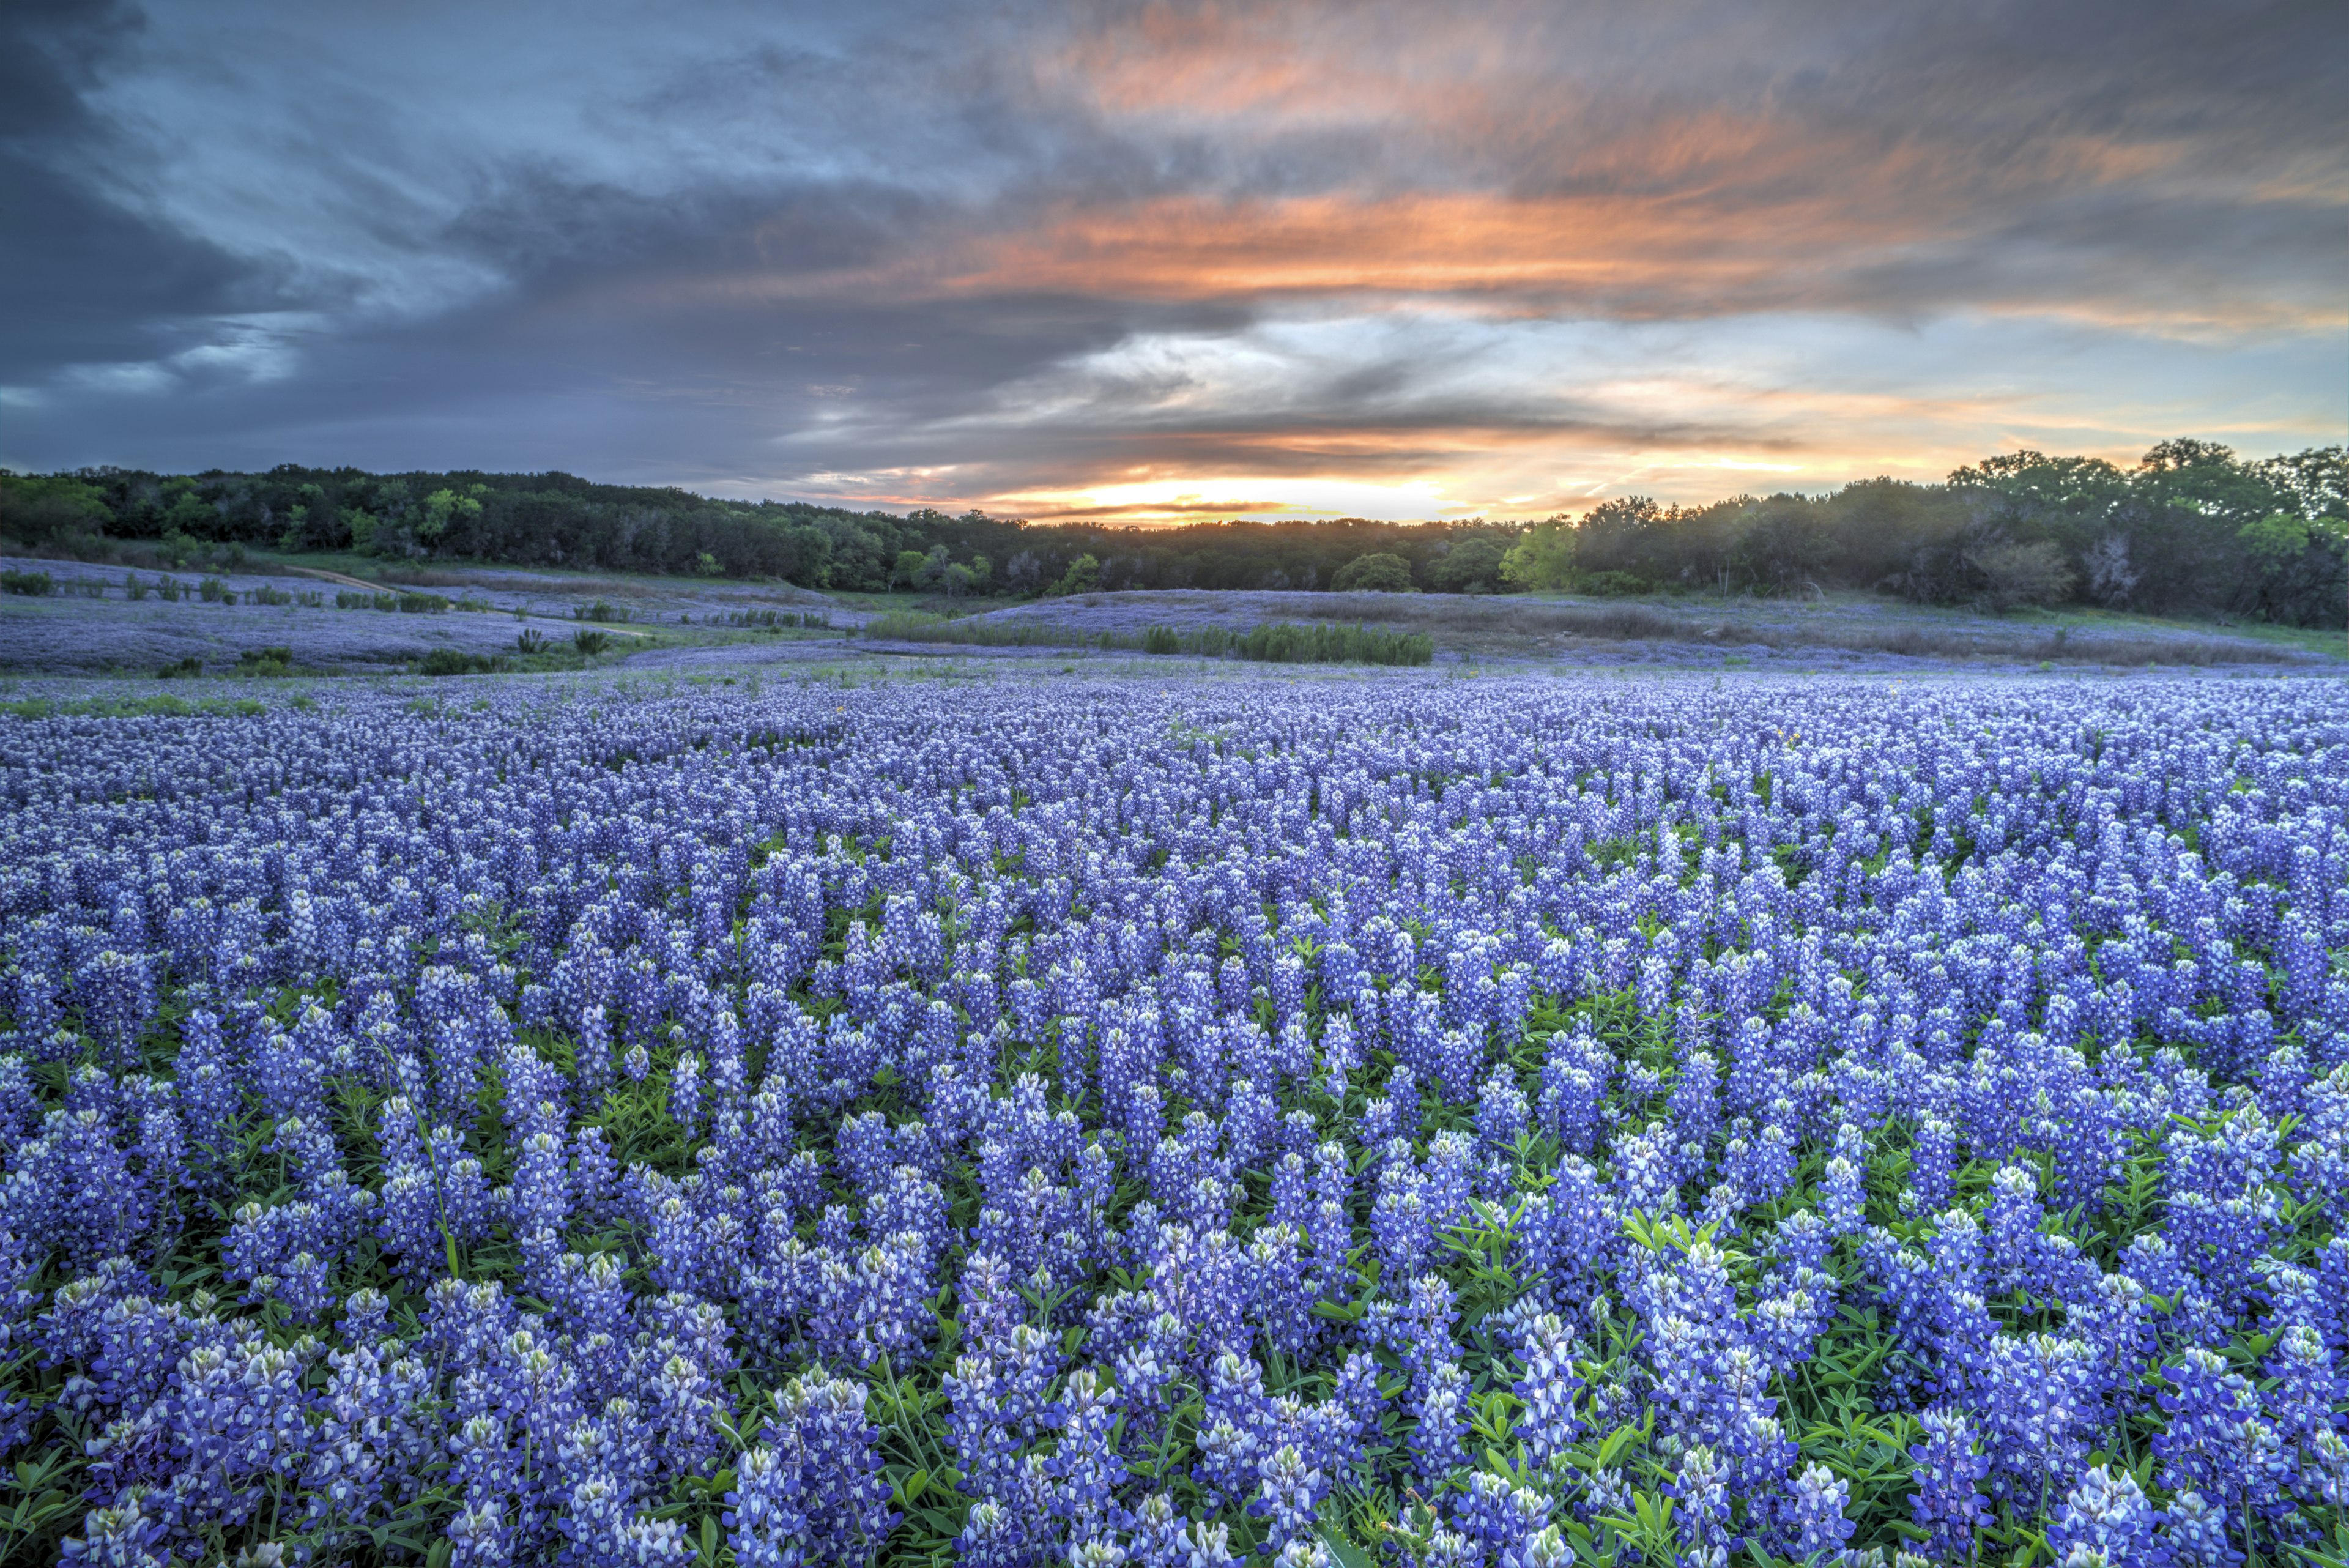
1 440 2339 625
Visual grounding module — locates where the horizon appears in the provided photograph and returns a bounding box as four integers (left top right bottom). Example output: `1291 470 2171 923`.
5 1 2343 524
13 436 2338 535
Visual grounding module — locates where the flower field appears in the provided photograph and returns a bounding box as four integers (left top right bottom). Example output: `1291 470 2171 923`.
2 672 2344 1567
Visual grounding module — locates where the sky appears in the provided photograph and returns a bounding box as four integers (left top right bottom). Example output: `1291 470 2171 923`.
2 0 2344 523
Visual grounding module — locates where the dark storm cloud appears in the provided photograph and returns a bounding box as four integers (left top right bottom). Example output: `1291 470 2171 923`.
2 0 2342 515
0 1 266 381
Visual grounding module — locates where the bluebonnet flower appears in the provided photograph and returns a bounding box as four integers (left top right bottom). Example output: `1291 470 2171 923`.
1977 1332 2098 1503
1670 1443 1732 1568
1453 1470 1550 1566
2154 1348 2285 1526
1907 1406 1989 1561
722 1367 895 1566
1407 1359 1471 1492
1048 1365 1126 1545
1774 1462 1854 1562
560 1474 691 1566
1511 1311 1584 1465
2048 1463 2161 1567
60 1489 171 1567
956 1499 1023 1568
2159 1489 2239 1568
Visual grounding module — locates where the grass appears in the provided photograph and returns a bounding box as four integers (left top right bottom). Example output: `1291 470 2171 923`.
707 608 833 629
333 589 454 613
1293 592 2329 666
238 548 835 601
0 693 269 719
858 613 1434 666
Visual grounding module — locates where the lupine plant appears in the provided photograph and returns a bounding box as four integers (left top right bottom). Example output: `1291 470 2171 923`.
0 671 2343 1566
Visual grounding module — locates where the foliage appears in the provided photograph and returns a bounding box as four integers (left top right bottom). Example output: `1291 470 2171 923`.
861 614 1433 664
1048 552 1103 596
415 648 507 675
1332 552 1417 593
1497 524 1573 592
5 438 2343 627
1427 535 1510 593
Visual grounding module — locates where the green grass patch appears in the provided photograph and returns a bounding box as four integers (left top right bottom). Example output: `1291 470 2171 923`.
858 614 1433 666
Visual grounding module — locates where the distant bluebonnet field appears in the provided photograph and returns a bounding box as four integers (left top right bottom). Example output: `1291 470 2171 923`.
1 672 2342 1566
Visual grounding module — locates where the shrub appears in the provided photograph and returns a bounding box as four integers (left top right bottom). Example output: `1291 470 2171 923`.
1579 570 1651 598
1232 621 1433 665
721 609 832 629
236 647 294 676
417 648 505 675
573 600 629 623
0 570 54 596
573 630 612 659
516 628 548 654
155 655 204 679
396 592 450 614
1969 539 2077 612
1331 552 1416 593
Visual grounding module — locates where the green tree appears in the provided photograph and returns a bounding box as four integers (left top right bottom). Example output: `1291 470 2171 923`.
1332 551 1416 592
1498 520 1574 590
1048 553 1101 596
1430 534 1509 593
161 482 214 538
2239 513 2310 562
0 475 111 543
892 549 929 589
419 487 483 541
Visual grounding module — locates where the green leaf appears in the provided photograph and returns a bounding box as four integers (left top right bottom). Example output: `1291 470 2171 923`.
1318 1525 1373 1568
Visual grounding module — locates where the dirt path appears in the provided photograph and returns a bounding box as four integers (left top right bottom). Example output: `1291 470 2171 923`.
275 564 385 590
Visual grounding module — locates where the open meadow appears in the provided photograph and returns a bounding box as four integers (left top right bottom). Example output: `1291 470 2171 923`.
3 552 2338 681
0 660 2343 1567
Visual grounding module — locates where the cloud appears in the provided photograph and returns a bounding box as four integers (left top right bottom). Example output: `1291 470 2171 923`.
2 0 2342 512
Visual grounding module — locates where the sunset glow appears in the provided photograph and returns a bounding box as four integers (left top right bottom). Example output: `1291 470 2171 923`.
4 0 2342 516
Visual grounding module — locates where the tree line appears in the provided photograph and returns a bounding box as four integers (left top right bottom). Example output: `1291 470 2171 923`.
0 439 2340 625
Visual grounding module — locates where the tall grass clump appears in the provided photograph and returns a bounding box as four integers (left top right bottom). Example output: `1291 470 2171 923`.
860 614 1433 665
1231 620 1433 664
